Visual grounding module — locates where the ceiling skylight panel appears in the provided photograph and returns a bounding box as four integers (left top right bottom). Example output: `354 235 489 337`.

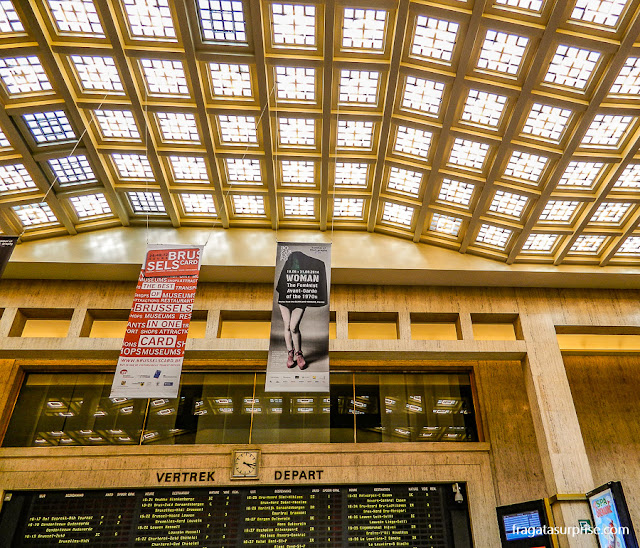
140 59 189 96
476 30 528 76
0 56 52 95
448 138 489 171
461 90 507 128
494 0 543 12
521 233 560 252
112 153 154 179
13 203 58 227
488 190 528 218
558 161 604 188
614 164 640 188
0 127 10 148
46 0 104 36
198 0 246 43
342 8 387 52
226 158 261 184
393 126 432 159
437 178 474 208
539 200 580 222
232 194 265 215
94 109 140 140
543 45 600 90
70 193 111 218
181 193 216 214
70 55 123 93
0 2 23 33
0 163 36 193
333 197 364 218
281 160 314 185
218 115 258 144
210 63 252 98
279 118 315 146
581 115 633 147
48 155 96 184
127 191 165 213
570 234 606 253
503 151 548 183
275 66 315 102
337 120 373 149
387 167 422 196
616 236 640 254
570 0 628 28
156 112 200 143
429 213 462 236
475 224 512 248
522 103 572 142
610 58 640 96
271 3 316 48
381 202 414 226
402 76 444 116
411 16 458 63
170 156 209 182
123 0 176 40
335 162 369 187
23 111 75 144
591 201 631 223
284 196 315 217
339 70 379 105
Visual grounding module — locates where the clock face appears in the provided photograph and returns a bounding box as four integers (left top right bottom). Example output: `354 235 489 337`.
232 450 259 478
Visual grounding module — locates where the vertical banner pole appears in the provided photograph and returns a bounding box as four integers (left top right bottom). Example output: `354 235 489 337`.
265 242 331 392
110 244 204 399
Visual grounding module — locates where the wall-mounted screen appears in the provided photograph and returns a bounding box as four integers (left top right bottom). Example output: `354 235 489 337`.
587 481 638 548
496 500 552 548
0 482 473 547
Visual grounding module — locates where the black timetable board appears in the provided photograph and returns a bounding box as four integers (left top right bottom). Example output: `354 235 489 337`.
0 483 472 548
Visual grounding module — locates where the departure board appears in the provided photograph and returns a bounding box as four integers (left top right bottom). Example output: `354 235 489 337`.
0 483 471 548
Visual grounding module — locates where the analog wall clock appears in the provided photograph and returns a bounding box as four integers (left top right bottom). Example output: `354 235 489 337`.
231 450 259 479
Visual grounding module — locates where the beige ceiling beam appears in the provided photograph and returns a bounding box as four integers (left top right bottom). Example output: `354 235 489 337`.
366 0 410 232
172 0 229 229
411 0 489 242
319 0 336 232
600 205 640 265
458 0 574 253
17 1 130 229
247 0 278 230
93 0 180 227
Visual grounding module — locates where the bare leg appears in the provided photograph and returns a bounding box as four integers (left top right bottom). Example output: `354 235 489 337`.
278 304 292 352
289 308 305 353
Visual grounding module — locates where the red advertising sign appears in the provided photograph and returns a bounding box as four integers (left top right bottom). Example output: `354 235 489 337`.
110 245 203 398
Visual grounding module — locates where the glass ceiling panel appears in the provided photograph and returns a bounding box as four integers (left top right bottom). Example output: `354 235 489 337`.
0 1 23 34
46 0 104 36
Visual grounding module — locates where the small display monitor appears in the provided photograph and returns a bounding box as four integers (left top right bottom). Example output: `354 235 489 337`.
497 499 552 548
503 510 544 540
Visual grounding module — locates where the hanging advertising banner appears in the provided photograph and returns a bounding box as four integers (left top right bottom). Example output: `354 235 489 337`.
588 482 639 548
265 242 331 392
0 236 17 278
110 244 204 399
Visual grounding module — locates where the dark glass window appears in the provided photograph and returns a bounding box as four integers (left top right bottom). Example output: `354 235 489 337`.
3 371 478 446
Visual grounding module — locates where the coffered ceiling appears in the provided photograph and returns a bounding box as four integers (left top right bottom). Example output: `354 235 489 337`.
1 0 640 266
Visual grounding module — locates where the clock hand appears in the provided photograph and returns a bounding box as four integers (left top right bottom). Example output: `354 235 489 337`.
243 462 256 468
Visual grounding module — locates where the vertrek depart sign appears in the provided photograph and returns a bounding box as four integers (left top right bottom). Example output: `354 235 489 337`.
110 245 203 399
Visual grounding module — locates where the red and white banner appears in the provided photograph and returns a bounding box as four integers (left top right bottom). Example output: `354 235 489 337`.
110 245 204 398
